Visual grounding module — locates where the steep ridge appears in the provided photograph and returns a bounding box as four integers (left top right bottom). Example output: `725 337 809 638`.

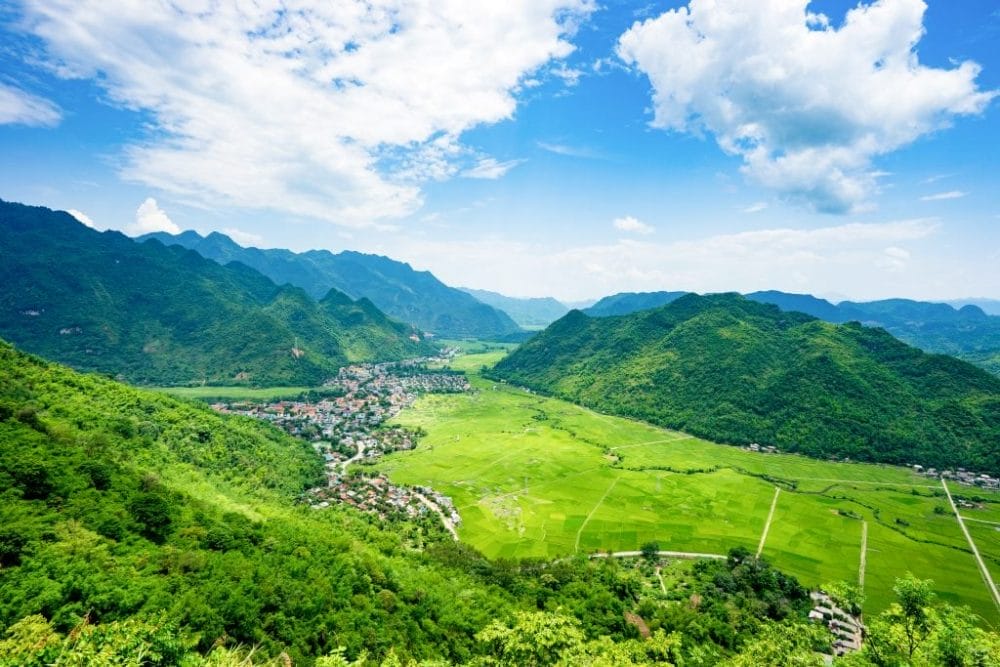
139 230 523 338
0 200 431 385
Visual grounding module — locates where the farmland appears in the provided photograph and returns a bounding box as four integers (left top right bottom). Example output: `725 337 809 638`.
377 351 1000 623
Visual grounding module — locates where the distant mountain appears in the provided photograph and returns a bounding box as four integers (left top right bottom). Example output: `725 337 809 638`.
748 292 1000 375
0 200 431 385
459 287 568 329
583 291 690 317
492 293 1000 473
139 230 522 339
949 298 1000 316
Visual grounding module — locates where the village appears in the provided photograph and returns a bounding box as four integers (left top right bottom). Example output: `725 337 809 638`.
912 464 1000 490
211 354 468 534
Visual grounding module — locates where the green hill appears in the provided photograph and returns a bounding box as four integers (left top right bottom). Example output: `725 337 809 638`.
583 291 689 317
0 200 431 385
492 293 1000 473
139 230 523 339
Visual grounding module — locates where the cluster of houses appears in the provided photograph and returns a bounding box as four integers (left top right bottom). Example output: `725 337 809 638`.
808 591 863 656
211 354 468 531
912 465 1000 489
745 442 779 454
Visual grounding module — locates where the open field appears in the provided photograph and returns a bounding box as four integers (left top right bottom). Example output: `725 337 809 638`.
376 351 1000 623
152 385 321 401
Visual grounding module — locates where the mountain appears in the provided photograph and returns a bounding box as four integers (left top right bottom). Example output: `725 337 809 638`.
459 287 568 329
139 230 522 339
949 298 1000 316
0 200 431 385
748 292 1000 375
492 293 1000 473
583 291 690 317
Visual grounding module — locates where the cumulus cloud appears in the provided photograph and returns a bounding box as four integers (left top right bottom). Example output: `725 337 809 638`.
617 0 995 214
67 208 96 228
19 1 593 226
920 190 967 201
0 81 61 126
129 198 179 235
613 215 654 235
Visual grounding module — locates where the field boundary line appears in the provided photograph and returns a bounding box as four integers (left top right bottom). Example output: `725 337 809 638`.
792 477 939 488
609 435 691 451
756 487 781 557
942 479 1000 612
591 550 727 561
859 521 868 589
961 516 1000 526
574 475 621 553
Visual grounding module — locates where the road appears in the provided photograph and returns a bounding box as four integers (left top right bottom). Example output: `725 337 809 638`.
942 479 1000 612
338 441 366 473
591 550 727 561
756 487 781 557
414 491 459 541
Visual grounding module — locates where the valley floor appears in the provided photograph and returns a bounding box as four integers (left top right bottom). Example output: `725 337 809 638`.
375 352 1000 624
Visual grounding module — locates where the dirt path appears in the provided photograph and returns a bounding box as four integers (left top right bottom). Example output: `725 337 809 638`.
961 516 1000 526
414 492 459 541
942 479 1000 612
654 567 667 594
574 476 621 553
859 521 869 589
756 487 781 557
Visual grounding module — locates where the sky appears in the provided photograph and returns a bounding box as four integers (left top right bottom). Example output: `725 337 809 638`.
0 0 998 303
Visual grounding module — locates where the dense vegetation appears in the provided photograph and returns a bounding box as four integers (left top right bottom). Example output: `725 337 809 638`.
0 200 432 385
492 293 1000 473
459 288 568 329
583 291 689 317
139 230 522 339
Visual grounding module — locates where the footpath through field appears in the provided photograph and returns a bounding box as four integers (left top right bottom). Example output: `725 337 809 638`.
592 550 727 561
756 487 781 557
859 521 868 589
942 480 1000 612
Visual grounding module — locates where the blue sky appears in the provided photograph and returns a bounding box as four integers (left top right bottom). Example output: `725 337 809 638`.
0 1 997 302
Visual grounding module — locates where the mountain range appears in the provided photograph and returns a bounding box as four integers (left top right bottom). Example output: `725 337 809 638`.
459 287 569 329
0 200 431 385
139 230 523 339
492 293 1000 473
580 289 1000 375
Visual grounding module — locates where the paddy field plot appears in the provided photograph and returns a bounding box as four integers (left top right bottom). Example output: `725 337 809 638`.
375 353 1000 622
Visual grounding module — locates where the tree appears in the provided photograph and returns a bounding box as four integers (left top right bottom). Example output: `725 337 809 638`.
476 611 585 666
640 542 660 562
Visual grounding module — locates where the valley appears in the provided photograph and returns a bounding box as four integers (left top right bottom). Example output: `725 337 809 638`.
375 350 1000 624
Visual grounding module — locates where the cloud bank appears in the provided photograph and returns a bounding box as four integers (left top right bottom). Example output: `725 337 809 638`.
20 1 593 225
617 0 995 213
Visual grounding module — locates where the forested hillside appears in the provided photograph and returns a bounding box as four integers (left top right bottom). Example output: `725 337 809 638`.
459 287 568 328
584 291 689 317
139 230 523 339
493 294 1000 473
0 200 431 385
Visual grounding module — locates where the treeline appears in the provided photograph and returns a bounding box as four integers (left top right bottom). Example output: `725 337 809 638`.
492 294 1000 473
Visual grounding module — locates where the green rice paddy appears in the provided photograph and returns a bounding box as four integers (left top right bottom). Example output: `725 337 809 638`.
377 351 1000 624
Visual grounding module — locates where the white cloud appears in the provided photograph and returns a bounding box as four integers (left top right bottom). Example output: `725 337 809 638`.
129 197 179 235
613 215 654 235
920 190 967 201
380 219 940 302
617 0 995 214
536 141 601 159
0 81 61 126
222 227 264 247
67 208 96 228
461 158 525 180
742 202 768 214
20 1 593 226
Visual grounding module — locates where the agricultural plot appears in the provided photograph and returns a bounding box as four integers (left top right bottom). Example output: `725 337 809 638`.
376 352 1000 622
153 385 320 401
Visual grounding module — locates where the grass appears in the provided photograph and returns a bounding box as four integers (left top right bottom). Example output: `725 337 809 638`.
151 385 322 401
376 350 1000 623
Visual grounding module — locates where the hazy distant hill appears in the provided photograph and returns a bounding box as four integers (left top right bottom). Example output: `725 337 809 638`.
139 230 522 339
459 287 568 328
949 298 1000 316
583 291 690 317
0 200 431 385
493 293 1000 472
